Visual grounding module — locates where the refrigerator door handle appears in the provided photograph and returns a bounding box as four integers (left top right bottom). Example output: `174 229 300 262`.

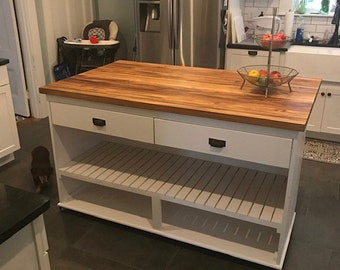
168 0 173 49
173 0 179 49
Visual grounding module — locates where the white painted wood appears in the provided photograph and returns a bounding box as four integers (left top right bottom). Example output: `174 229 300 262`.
0 66 20 165
37 0 94 83
14 0 47 118
50 102 154 143
155 118 292 168
47 96 306 269
248 173 276 219
32 216 51 270
307 89 325 132
0 0 29 116
225 49 281 71
286 46 340 82
0 215 50 270
237 171 266 216
276 131 304 263
321 83 340 135
305 81 340 136
59 141 287 227
152 197 162 229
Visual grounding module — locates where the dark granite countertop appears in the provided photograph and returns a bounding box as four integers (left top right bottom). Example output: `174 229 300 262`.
227 38 290 52
0 183 50 244
0 58 9 66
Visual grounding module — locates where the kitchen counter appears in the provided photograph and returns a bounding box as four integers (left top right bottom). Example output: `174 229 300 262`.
0 58 10 66
0 183 49 244
40 60 320 131
0 183 50 270
227 38 290 51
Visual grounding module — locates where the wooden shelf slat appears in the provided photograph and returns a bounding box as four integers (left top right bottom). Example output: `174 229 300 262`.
59 142 287 227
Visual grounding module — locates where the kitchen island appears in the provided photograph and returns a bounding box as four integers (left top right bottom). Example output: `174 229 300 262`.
40 60 321 269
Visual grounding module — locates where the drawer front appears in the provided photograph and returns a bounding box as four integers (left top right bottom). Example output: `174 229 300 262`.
155 119 292 168
50 102 154 143
226 49 280 70
0 66 9 86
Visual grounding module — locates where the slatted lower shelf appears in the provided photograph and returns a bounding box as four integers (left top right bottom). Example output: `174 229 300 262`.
58 178 289 269
59 141 287 228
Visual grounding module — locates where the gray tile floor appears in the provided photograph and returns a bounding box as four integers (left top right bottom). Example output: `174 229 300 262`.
1 117 340 270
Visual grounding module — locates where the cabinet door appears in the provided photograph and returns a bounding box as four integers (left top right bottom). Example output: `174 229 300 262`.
0 84 20 159
225 49 281 70
321 88 340 135
306 88 325 132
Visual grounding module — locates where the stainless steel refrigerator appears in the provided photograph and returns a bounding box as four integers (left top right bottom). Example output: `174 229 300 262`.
135 0 226 69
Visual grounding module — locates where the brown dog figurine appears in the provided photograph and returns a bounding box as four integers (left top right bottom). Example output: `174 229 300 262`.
31 146 53 193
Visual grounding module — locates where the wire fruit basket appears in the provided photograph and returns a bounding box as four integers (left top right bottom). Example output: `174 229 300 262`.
237 65 298 91
254 34 293 50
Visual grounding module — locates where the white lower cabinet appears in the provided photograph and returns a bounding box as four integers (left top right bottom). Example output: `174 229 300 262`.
307 82 340 135
49 98 304 269
225 48 283 70
0 215 50 270
0 65 20 166
286 46 340 139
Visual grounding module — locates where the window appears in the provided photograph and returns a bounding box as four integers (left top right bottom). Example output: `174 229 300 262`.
302 0 337 14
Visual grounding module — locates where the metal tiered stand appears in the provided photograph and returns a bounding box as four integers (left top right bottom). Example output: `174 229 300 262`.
237 8 298 97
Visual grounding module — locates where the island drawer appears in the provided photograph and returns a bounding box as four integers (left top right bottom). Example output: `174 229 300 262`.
50 102 154 143
155 119 292 168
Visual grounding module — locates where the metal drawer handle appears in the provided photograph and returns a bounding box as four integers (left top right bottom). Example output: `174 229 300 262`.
209 138 226 148
92 118 106 127
248 51 258 56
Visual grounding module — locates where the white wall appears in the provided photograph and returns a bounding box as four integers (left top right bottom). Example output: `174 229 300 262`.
35 0 94 83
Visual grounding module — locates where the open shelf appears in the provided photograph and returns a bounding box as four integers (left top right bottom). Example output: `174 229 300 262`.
57 175 290 269
58 178 154 230
59 141 287 229
161 201 293 269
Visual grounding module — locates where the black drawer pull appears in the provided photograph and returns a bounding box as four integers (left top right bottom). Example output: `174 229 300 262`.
209 138 226 148
248 51 258 56
92 118 106 127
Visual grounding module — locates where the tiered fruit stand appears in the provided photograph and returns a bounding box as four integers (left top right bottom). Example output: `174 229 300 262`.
237 8 298 97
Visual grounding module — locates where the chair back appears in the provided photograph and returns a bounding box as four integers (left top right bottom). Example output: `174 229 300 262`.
83 20 111 40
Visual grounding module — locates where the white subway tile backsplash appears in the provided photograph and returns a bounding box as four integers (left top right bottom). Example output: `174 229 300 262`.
316 24 335 34
269 0 280 8
244 0 254 7
253 0 269 8
243 0 335 40
311 17 330 25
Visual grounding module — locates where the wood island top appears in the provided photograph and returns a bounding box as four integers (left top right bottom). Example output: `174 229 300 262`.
40 60 321 131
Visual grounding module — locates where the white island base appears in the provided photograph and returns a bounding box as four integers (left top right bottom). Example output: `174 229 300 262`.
48 98 304 269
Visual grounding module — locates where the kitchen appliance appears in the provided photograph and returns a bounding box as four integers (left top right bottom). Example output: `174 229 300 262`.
135 0 226 69
253 16 281 36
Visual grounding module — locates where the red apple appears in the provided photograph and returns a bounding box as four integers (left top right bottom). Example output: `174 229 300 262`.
261 33 272 47
274 32 286 40
259 69 268 77
89 35 99 44
270 71 282 85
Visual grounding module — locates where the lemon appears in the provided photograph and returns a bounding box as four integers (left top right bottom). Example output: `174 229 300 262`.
247 69 260 83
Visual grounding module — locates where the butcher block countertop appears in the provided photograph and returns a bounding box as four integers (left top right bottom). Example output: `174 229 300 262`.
40 60 321 131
